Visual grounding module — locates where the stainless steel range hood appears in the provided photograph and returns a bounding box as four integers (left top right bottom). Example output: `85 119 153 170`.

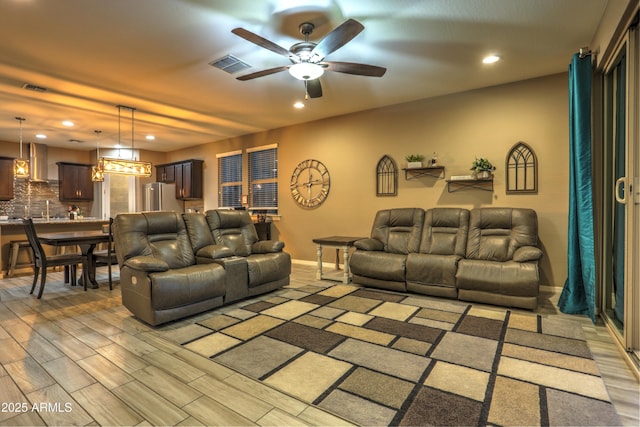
29 143 49 182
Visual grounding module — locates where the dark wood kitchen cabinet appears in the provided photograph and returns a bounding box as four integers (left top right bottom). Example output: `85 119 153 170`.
156 164 175 183
0 157 15 200
156 159 203 200
57 162 94 202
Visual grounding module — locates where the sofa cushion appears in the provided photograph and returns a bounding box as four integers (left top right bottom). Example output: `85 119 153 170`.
149 263 226 310
420 208 469 256
370 208 424 254
456 259 539 298
465 208 538 261
183 212 215 253
206 210 259 256
247 252 291 288
406 253 461 288
350 251 407 282
115 211 195 269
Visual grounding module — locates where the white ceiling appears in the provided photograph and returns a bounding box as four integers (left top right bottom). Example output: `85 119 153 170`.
0 0 608 153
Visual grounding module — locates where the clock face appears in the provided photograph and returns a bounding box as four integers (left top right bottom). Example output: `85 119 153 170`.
290 159 330 208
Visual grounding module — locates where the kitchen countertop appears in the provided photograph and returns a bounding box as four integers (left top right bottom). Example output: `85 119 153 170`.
0 217 108 226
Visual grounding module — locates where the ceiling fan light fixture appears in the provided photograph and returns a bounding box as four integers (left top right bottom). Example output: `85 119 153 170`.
289 62 324 80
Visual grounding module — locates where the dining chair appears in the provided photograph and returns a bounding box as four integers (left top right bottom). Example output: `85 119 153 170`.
92 217 116 290
22 218 86 299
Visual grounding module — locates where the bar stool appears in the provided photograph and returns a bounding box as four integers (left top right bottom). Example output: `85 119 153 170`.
7 240 34 277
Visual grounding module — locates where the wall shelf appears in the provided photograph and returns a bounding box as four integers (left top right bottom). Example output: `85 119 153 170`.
446 178 494 193
402 166 445 180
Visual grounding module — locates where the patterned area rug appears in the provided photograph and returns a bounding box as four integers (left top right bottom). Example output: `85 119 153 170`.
157 283 621 426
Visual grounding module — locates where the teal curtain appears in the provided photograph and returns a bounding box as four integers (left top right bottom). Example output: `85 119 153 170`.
558 53 596 322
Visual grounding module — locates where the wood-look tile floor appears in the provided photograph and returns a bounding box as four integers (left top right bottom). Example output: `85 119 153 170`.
0 264 638 426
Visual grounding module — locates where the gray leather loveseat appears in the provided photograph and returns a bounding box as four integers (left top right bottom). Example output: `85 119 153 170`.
114 210 290 325
350 207 542 309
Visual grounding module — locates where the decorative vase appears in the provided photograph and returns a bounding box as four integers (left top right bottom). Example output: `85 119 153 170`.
407 161 422 169
477 170 491 179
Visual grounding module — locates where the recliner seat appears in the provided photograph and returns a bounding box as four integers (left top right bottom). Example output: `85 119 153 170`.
114 211 226 326
406 207 469 298
456 207 542 309
350 208 424 292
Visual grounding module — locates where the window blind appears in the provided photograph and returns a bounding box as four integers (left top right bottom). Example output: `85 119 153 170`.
218 153 242 208
248 147 278 212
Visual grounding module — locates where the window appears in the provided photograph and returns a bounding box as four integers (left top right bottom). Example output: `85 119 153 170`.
248 144 278 213
217 151 242 208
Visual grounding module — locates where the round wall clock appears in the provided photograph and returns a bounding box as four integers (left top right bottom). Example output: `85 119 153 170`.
290 159 330 208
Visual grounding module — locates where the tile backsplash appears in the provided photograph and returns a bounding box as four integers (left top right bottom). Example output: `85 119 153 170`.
0 179 92 219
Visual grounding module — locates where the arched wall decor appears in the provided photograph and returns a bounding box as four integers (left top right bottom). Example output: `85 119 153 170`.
376 155 398 196
506 141 538 194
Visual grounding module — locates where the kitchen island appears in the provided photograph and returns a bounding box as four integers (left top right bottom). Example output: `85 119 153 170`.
0 217 109 279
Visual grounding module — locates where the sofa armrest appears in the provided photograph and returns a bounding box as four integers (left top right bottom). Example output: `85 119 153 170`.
252 240 284 253
124 256 170 272
196 244 235 259
354 238 384 251
513 246 543 262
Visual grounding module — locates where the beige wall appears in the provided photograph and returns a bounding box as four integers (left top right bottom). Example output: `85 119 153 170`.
0 142 93 181
169 72 570 286
0 73 571 286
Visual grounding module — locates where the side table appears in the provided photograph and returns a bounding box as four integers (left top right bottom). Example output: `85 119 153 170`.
311 236 364 284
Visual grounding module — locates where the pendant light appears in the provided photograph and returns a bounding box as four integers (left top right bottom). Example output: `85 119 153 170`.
14 117 29 178
99 105 152 177
91 129 104 182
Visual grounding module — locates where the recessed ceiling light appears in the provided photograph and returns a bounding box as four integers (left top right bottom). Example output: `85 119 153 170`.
482 55 500 64
293 101 305 109
62 120 74 127
145 135 155 140
35 133 47 139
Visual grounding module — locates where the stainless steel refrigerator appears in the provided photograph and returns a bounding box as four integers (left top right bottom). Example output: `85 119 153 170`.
143 182 183 212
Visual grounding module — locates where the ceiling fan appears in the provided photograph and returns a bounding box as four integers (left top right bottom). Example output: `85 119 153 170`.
232 18 386 99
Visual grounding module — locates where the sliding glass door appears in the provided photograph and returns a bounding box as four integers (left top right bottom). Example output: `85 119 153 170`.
602 25 639 364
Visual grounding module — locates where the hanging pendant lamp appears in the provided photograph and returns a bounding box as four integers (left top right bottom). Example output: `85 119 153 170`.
14 117 29 179
91 129 104 182
100 105 152 177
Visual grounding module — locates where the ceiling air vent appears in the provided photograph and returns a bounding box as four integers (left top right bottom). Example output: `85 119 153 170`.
209 54 252 74
22 83 48 93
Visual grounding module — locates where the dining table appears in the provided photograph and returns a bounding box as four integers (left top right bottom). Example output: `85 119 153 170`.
38 230 110 289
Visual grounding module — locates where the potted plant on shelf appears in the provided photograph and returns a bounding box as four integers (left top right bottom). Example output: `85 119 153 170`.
406 154 425 169
470 157 496 179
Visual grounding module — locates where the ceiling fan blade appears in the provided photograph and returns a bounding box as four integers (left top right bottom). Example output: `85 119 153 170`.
306 79 323 98
324 61 386 77
236 66 290 81
310 19 364 61
232 27 292 59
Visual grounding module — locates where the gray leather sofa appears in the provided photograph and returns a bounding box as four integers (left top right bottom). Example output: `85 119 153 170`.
350 207 542 309
114 210 290 326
